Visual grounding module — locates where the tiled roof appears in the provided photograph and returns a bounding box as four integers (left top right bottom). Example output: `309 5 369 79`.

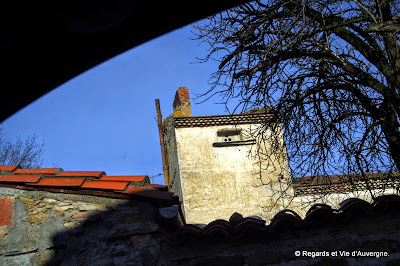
292 172 400 196
173 113 274 128
0 165 177 205
166 195 400 244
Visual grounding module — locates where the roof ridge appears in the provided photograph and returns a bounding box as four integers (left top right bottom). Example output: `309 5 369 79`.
0 165 173 204
292 172 400 196
173 113 274 128
174 112 273 119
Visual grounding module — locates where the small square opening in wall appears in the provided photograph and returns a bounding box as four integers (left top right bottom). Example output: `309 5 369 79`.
213 128 256 147
217 128 242 142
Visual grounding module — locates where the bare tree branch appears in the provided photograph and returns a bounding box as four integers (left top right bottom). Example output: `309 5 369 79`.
0 126 45 168
192 0 400 207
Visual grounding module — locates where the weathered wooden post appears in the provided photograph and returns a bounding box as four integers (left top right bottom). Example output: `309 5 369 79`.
155 99 170 190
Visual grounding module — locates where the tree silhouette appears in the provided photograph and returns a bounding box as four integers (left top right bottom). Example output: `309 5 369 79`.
193 0 400 180
0 126 45 168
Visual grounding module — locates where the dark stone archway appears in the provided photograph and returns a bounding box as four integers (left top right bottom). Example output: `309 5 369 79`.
0 1 247 122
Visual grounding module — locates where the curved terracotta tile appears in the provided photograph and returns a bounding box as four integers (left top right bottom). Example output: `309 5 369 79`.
14 168 62 175
27 178 85 187
374 195 400 215
231 218 267 239
81 180 129 190
373 194 400 209
0 174 42 183
167 195 400 244
339 198 374 214
204 219 232 233
303 208 337 228
339 197 367 208
100 175 148 183
0 165 20 172
167 225 205 244
56 171 105 178
272 209 302 220
305 203 332 216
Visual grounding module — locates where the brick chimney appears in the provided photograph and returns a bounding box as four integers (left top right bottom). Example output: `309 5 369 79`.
172 87 192 117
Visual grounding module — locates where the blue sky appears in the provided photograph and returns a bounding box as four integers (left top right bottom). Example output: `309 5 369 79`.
2 20 237 185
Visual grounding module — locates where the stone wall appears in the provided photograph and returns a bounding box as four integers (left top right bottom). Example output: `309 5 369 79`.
1 187 400 265
0 187 164 266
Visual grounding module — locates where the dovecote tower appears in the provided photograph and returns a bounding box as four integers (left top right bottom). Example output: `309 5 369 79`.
163 87 291 224
163 88 400 224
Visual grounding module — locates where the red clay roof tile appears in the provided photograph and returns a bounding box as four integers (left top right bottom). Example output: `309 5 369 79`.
56 171 105 178
0 174 42 183
0 165 20 172
27 178 86 187
81 180 129 190
0 166 174 204
99 175 148 183
121 187 173 200
14 168 62 175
